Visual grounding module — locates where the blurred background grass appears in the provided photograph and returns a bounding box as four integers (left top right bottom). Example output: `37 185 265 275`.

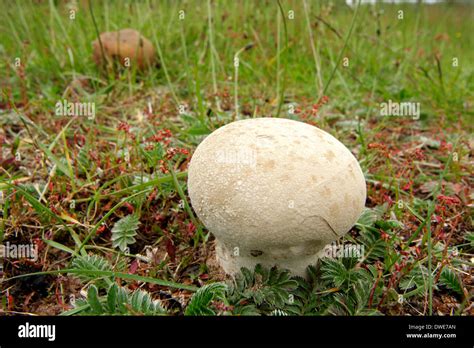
0 0 472 121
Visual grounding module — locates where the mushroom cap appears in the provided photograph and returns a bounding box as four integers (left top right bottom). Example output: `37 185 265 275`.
92 29 156 70
188 118 366 261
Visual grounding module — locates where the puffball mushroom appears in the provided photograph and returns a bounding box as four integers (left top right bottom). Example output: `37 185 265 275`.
92 29 156 70
187 118 366 277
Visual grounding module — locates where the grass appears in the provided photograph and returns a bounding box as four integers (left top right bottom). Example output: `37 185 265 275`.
0 0 472 316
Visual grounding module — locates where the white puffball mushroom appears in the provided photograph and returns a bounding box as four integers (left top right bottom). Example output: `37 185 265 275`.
187 118 366 277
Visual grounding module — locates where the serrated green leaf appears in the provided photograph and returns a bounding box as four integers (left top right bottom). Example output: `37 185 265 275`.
357 207 379 227
185 282 227 316
111 214 140 252
439 268 463 295
70 254 113 286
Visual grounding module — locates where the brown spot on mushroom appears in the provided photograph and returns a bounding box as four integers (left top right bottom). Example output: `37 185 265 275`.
329 202 340 214
263 159 276 171
250 250 264 257
349 167 356 178
324 150 336 161
321 186 332 197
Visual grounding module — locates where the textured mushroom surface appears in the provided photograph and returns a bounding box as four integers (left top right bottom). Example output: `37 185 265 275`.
92 28 156 70
188 118 366 276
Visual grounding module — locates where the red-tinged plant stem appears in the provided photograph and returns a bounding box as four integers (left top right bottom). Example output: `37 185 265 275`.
368 266 383 308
